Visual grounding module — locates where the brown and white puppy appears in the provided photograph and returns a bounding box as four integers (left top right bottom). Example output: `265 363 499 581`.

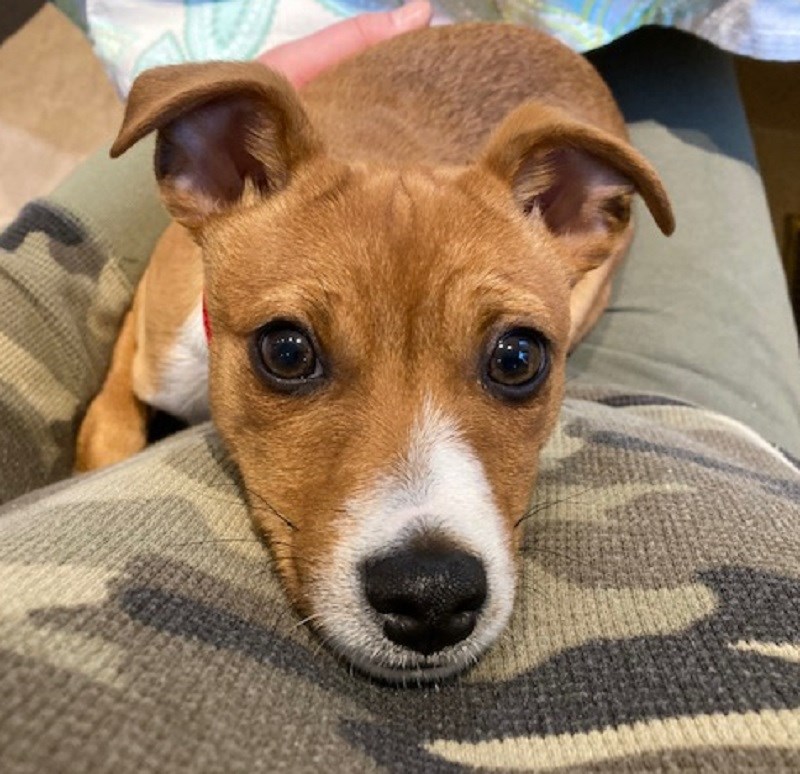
76 24 673 681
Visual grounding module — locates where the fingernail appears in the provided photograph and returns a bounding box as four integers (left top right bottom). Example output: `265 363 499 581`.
390 1 432 29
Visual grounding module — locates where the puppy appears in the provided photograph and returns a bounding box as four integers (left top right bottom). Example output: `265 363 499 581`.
76 23 673 681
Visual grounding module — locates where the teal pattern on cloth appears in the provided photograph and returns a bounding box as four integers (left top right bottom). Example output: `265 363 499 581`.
133 0 279 76
71 0 800 96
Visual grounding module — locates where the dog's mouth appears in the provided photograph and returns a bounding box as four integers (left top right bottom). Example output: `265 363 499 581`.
324 631 488 684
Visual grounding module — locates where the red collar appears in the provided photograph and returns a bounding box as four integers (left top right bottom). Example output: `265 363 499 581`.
202 294 212 342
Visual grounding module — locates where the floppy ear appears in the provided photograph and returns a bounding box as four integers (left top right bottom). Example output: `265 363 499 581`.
111 61 322 229
479 102 674 279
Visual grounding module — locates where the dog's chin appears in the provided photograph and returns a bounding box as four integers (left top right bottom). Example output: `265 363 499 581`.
328 638 486 684
311 593 514 684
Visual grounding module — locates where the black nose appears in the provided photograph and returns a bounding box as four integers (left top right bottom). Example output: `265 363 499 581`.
363 547 487 656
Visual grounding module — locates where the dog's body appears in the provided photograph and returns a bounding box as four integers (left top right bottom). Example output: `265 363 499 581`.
77 24 672 681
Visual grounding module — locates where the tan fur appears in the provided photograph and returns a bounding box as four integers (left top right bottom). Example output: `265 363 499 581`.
199 164 573 605
75 300 147 471
76 24 673 625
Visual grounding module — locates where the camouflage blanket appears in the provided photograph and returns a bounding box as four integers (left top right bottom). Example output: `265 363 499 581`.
1 197 800 772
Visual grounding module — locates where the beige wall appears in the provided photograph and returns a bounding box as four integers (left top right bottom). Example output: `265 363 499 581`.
0 5 121 227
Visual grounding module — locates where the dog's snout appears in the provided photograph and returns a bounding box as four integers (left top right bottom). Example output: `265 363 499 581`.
363 547 487 656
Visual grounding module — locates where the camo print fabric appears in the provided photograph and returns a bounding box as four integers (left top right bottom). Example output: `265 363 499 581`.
1 200 800 772
0 201 141 503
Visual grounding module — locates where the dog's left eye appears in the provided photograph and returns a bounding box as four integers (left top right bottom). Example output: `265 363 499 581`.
483 327 550 400
252 323 324 391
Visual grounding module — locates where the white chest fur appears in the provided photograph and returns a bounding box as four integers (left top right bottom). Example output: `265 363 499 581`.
145 301 211 424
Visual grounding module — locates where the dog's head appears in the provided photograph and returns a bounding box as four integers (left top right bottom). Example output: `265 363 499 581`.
115 61 673 681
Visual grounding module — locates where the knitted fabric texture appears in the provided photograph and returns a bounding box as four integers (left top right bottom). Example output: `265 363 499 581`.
1 201 799 772
0 202 140 502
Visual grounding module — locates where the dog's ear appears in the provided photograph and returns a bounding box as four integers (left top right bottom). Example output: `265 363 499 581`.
111 61 322 229
479 102 674 279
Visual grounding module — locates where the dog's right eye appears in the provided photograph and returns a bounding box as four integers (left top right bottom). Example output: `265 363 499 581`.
252 322 324 392
482 327 550 401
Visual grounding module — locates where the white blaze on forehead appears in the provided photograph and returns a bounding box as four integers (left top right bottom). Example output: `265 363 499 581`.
398 400 512 560
314 398 516 680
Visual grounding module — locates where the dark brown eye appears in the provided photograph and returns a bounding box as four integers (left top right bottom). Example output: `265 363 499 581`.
484 328 549 400
253 323 324 391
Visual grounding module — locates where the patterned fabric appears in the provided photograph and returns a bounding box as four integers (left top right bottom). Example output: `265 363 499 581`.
69 0 800 97
1 394 799 771
0 202 137 502
1 198 800 771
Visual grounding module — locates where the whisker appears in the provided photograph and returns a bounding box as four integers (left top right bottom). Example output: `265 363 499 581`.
512 588 553 610
168 536 262 547
312 630 336 660
523 544 592 569
256 556 318 571
514 486 594 529
186 489 245 506
244 487 300 532
291 612 326 632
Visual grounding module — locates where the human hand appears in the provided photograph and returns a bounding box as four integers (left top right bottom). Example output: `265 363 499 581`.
257 1 432 88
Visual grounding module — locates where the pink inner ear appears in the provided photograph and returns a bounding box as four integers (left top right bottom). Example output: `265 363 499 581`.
157 97 273 218
520 147 633 235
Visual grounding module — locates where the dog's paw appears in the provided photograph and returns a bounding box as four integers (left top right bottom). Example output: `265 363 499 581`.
74 393 148 472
